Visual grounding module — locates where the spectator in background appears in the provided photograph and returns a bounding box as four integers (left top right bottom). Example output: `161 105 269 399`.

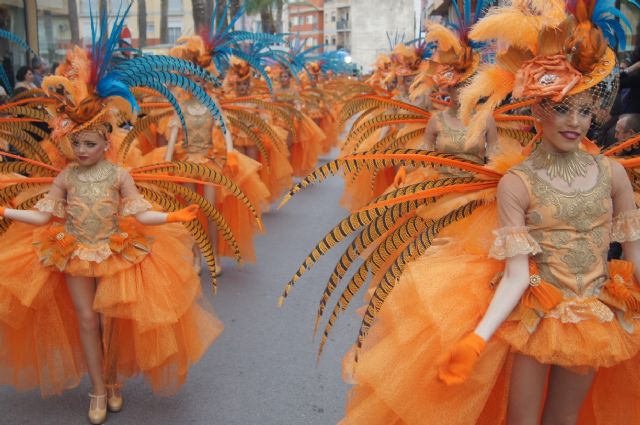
620 47 640 114
50 62 59 75
31 56 47 87
13 66 37 95
0 84 8 104
615 113 640 145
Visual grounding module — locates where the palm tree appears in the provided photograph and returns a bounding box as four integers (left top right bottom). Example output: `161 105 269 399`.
245 0 284 33
160 0 169 43
68 0 80 44
192 0 209 33
137 0 147 47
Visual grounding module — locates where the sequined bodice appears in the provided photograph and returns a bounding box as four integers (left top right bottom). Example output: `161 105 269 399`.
511 155 612 296
433 111 484 163
183 98 213 155
64 161 120 247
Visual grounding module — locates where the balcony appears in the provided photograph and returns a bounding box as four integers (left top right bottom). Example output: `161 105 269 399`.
337 19 350 31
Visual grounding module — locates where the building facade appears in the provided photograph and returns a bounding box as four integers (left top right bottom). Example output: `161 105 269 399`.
283 0 324 49
350 0 418 72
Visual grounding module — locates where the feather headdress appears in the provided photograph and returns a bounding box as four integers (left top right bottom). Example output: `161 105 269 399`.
460 0 638 124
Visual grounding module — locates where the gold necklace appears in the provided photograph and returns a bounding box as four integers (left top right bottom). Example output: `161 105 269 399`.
529 146 592 185
75 161 113 183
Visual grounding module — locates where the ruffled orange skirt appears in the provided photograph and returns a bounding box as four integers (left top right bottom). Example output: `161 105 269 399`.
0 221 223 397
216 152 270 263
342 204 640 424
290 114 325 177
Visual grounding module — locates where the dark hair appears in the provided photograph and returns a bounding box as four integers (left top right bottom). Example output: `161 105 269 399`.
620 114 640 134
16 66 32 82
50 62 59 74
31 56 42 69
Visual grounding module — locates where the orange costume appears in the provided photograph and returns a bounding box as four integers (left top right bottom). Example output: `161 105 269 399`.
0 160 222 396
341 151 640 424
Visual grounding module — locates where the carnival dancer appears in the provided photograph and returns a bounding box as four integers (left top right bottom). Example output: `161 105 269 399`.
0 8 258 423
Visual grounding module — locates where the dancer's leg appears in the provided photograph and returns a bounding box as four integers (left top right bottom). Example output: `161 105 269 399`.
508 353 549 425
541 366 594 425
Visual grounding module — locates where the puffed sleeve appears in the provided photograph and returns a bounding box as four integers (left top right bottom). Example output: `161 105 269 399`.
611 209 640 242
34 169 67 218
119 169 151 216
489 172 541 260
610 159 640 242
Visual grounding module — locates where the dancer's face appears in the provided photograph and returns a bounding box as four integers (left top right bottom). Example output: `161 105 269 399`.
534 92 594 153
235 78 251 96
71 130 109 166
279 72 290 87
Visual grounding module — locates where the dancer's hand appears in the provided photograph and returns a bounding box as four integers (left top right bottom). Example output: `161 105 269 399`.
167 205 200 223
225 150 240 175
437 332 486 385
393 166 407 188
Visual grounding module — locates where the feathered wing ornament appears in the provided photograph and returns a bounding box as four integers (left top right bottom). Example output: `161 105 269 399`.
277 149 505 358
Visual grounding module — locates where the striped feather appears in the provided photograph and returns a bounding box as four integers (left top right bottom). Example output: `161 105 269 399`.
149 180 241 262
132 161 262 229
225 108 286 153
136 184 218 291
318 213 424 357
117 110 173 162
227 116 270 167
354 201 483 359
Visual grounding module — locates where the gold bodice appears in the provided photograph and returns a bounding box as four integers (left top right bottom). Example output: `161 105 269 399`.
511 155 612 297
65 161 120 248
433 111 484 164
183 97 213 157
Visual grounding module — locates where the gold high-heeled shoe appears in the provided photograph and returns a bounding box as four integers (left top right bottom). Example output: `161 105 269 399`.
88 392 107 425
106 384 123 413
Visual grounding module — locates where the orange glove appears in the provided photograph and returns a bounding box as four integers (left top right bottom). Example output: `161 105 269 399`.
167 205 200 223
437 332 486 385
393 166 407 188
225 150 240 176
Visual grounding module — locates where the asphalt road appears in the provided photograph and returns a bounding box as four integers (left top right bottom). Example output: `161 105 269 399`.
0 153 361 425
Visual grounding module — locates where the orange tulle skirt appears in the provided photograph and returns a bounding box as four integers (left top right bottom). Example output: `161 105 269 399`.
0 221 223 397
290 115 325 177
259 136 293 203
216 152 270 263
341 204 640 424
340 167 397 212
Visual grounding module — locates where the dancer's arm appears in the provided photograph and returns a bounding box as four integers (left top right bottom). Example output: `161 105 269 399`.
0 175 67 225
134 205 199 225
611 160 640 282
438 173 531 385
119 169 199 225
0 207 52 225
484 115 498 158
423 115 438 150
164 118 179 161
474 254 529 340
474 173 531 340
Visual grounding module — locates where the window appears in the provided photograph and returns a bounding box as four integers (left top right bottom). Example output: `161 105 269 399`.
291 16 298 25
147 21 155 36
331 12 336 22
306 15 313 24
167 27 182 44
37 0 73 66
331 37 336 45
